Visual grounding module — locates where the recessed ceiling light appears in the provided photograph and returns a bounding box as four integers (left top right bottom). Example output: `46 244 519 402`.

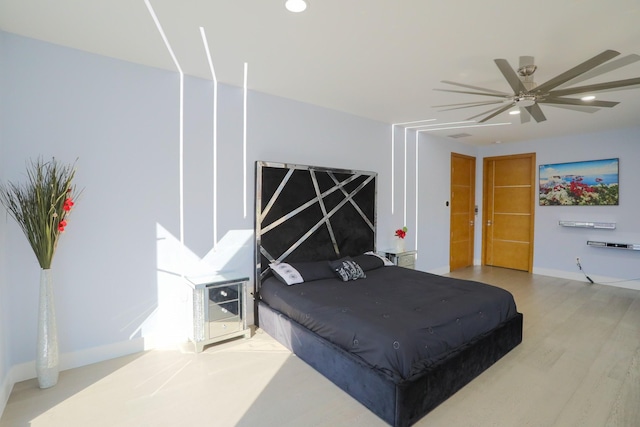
581 95 596 101
285 0 307 12
509 110 520 115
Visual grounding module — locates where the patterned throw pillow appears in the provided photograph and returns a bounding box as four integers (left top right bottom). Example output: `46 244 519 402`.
331 258 366 282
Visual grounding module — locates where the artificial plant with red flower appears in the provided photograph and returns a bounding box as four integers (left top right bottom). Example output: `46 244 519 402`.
0 158 80 269
395 226 408 239
63 197 74 211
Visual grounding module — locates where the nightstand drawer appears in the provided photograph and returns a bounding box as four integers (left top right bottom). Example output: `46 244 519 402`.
210 317 242 337
209 285 239 303
209 300 239 321
397 255 415 268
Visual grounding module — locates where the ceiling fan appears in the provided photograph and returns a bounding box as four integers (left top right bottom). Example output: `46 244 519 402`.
433 50 640 123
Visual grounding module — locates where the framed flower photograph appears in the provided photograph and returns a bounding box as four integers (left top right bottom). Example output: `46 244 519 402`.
539 158 619 206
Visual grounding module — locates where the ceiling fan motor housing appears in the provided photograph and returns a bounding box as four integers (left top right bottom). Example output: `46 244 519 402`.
517 64 537 76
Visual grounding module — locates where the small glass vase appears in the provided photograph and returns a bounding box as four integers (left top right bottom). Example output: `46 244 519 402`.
37 268 59 388
395 237 405 253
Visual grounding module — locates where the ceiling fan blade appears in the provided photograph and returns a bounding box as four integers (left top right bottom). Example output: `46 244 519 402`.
524 104 546 122
555 54 640 88
547 77 640 97
440 80 510 95
433 88 508 98
494 59 527 93
477 103 516 123
542 104 600 113
539 97 619 108
433 100 505 111
533 50 620 94
519 107 531 124
438 103 505 112
465 104 509 120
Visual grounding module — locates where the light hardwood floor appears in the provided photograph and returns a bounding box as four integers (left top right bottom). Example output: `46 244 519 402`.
1 266 639 426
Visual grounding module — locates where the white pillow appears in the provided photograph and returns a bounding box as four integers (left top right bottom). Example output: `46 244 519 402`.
365 251 395 266
269 262 304 285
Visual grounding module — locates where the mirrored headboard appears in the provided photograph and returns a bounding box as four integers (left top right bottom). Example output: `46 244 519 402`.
255 161 377 293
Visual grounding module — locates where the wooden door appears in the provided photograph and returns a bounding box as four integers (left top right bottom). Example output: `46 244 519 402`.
482 153 535 272
450 153 476 271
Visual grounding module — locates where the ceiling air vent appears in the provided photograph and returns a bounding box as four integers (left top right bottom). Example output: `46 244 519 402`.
448 133 471 139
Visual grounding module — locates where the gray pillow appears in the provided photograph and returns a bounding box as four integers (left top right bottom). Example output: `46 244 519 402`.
353 253 385 271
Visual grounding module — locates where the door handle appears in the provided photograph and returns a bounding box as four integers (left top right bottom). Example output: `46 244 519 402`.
486 220 492 227
470 220 474 226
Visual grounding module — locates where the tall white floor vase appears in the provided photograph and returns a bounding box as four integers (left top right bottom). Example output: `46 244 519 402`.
36 268 59 388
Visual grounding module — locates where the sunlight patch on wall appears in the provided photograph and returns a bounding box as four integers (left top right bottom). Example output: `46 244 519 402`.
141 224 256 347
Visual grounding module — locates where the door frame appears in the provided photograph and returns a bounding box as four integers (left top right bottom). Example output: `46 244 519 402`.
481 153 536 272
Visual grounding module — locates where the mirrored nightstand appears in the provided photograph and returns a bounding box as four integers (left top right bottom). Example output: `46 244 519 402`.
185 272 251 352
382 250 417 269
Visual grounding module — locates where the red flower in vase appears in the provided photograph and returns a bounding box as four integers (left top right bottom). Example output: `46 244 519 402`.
395 227 408 239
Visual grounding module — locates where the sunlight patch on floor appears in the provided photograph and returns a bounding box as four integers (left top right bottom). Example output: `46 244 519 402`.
28 333 293 426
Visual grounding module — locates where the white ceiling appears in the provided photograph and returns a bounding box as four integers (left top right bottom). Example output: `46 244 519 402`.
2 0 640 145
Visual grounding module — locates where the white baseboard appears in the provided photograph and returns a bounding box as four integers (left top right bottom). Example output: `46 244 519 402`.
533 267 640 292
61 336 148 373
8 337 147 385
427 266 451 275
426 261 640 292
0 368 13 421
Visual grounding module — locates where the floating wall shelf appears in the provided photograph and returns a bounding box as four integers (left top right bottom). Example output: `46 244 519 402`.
587 241 640 251
559 220 616 229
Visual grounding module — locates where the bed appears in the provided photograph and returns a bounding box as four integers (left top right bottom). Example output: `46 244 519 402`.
254 161 523 427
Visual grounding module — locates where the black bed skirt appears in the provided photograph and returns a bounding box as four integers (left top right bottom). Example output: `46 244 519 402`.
258 301 523 427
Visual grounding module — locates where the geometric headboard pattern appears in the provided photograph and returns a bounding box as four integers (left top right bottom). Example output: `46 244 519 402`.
255 161 377 290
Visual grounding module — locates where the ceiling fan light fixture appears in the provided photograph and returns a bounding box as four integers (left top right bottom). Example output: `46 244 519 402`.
509 110 521 115
285 0 307 13
581 95 596 101
514 95 536 107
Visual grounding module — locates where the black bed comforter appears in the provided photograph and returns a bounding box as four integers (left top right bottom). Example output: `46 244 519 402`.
260 266 519 381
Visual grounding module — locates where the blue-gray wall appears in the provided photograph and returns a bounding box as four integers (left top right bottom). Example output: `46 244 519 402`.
478 131 640 283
